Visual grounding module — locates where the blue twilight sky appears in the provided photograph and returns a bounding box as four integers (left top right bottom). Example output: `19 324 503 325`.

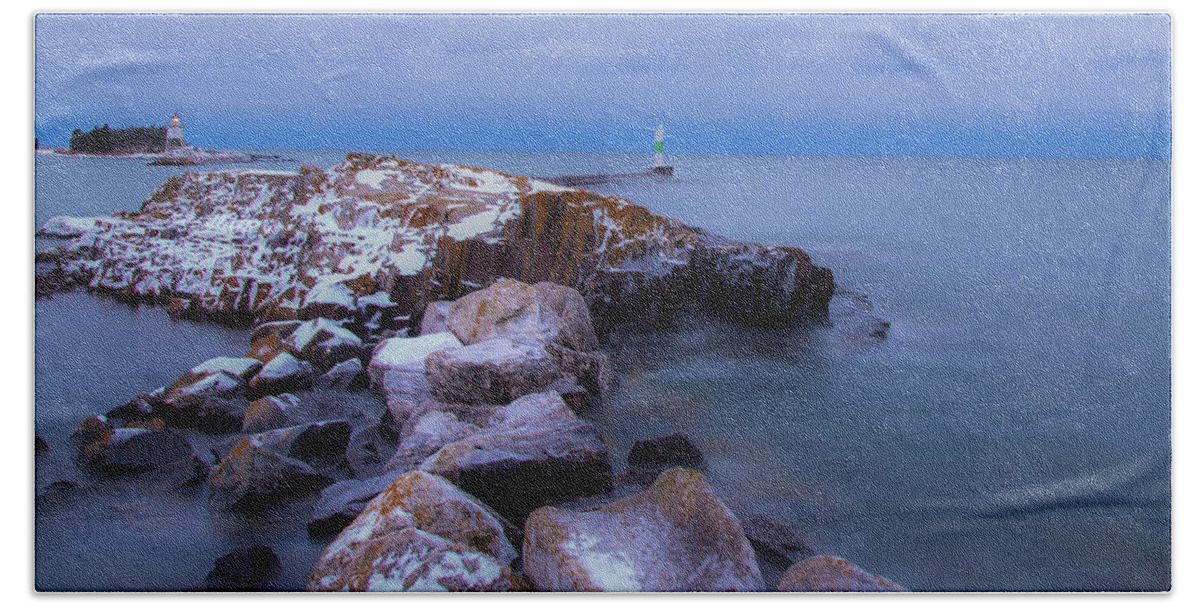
34 13 1171 158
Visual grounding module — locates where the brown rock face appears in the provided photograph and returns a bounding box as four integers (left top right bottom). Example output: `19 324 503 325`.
776 555 907 592
522 468 763 592
37 153 833 336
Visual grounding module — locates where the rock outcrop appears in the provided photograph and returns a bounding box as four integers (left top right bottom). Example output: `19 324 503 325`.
522 468 763 592
36 153 833 333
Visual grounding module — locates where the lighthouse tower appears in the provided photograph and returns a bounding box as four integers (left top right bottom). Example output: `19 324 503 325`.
650 124 673 176
165 113 186 155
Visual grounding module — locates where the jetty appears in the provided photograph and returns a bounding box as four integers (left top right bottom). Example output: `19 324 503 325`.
543 125 674 188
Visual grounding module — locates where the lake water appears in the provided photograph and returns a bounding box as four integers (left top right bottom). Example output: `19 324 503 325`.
34 149 1171 591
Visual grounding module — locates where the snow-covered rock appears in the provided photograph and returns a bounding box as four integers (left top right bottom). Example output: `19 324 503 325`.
38 215 100 237
367 331 462 405
36 153 833 335
522 468 763 592
188 356 264 382
307 527 520 592
285 318 364 370
307 471 522 592
248 352 315 398
312 358 364 390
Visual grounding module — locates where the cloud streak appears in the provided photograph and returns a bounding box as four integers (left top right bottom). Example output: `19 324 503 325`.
34 13 1171 158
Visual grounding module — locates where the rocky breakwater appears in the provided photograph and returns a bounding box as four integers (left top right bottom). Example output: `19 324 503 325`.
39 275 904 591
35 152 835 334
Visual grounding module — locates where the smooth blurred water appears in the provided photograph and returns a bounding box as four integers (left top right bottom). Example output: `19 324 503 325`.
33 150 1170 591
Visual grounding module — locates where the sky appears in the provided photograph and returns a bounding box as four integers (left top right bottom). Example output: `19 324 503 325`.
33 13 1171 158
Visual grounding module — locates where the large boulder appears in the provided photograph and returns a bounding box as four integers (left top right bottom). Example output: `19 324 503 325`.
308 527 521 592
250 420 353 469
307 471 521 592
627 433 706 470
154 393 247 434
424 337 561 405
776 555 907 592
76 427 201 478
443 279 599 352
421 391 612 523
208 436 334 511
522 468 763 592
740 514 816 570
387 410 480 472
188 356 264 382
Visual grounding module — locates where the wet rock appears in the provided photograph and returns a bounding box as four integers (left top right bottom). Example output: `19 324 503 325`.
740 514 816 570
247 352 315 399
208 436 334 512
418 300 452 336
286 318 364 371
421 391 612 524
367 331 461 403
545 343 612 395
308 527 521 592
298 281 356 322
252 420 353 469
627 433 706 470
76 427 202 479
312 357 364 390
345 424 397 479
307 475 396 538
246 332 289 364
157 393 247 434
776 555 907 592
106 396 156 425
523 468 763 592
424 337 560 405
200 545 281 591
71 415 113 448
241 393 300 434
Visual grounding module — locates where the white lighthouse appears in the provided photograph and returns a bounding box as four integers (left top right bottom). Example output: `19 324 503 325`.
650 124 673 176
165 113 186 155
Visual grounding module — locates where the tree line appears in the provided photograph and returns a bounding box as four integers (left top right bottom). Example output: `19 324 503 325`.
69 124 169 154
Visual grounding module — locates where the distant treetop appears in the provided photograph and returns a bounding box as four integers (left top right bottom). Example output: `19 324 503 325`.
69 124 167 155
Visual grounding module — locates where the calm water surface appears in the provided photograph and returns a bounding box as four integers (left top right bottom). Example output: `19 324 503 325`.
34 150 1170 591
